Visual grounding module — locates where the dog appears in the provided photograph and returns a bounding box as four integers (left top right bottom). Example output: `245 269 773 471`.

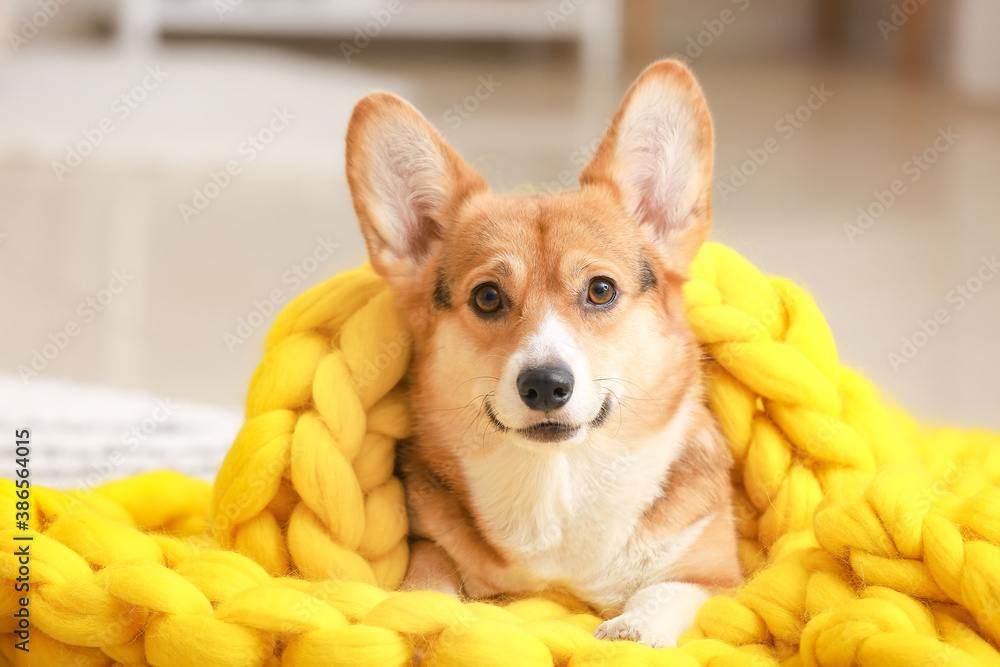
345 59 741 648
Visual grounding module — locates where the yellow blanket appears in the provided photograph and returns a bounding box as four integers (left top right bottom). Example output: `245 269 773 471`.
3 243 999 666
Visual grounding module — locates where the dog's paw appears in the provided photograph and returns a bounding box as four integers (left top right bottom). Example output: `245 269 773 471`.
593 612 680 649
593 581 709 649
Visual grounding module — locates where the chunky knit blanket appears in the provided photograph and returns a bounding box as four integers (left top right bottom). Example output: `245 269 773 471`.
3 243 999 667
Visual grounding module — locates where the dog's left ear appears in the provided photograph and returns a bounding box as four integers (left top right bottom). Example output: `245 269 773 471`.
580 60 714 270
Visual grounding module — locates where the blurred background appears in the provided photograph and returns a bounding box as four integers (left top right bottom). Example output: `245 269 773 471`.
1 0 998 487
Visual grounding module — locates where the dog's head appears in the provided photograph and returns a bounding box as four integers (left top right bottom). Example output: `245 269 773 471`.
346 60 714 454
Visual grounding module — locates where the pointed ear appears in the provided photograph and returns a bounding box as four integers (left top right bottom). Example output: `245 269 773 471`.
346 92 487 289
579 60 714 270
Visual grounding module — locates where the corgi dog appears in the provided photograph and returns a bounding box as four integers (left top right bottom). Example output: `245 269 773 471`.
345 59 741 648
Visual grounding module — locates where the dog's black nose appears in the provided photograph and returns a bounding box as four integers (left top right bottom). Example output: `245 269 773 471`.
517 366 574 411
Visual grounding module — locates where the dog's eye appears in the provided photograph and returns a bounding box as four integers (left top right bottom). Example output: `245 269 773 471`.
587 278 616 306
472 284 502 314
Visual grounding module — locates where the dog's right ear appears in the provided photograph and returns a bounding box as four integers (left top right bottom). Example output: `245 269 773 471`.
346 92 487 290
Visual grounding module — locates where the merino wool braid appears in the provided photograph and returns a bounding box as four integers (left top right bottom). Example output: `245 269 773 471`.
3 242 1000 667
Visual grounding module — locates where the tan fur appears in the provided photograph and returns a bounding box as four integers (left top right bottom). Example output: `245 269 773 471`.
347 60 741 648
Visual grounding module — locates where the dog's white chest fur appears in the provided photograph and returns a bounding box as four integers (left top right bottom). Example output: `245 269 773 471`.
461 397 708 606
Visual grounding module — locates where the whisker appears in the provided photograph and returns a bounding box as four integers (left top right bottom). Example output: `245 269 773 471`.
476 391 501 456
455 376 500 389
455 393 495 443
596 383 651 432
427 392 492 415
600 386 625 439
451 376 499 401
592 377 657 403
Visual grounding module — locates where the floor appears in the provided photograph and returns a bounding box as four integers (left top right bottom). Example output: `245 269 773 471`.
1 42 998 435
